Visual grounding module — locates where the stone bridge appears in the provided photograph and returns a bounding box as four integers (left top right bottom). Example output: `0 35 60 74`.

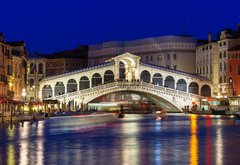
39 53 212 112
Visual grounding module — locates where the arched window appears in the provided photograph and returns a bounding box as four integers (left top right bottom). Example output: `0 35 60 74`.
201 85 211 97
104 70 114 83
55 82 65 96
188 82 199 95
152 73 163 86
29 79 34 87
67 79 77 93
140 70 151 83
30 63 35 74
38 63 43 74
92 73 102 87
164 76 175 89
79 76 90 90
42 85 53 99
176 79 187 92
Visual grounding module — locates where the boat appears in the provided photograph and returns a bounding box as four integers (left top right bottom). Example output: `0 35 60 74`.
235 111 240 119
52 112 120 125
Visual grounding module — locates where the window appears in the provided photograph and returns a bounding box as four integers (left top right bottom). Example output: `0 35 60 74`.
238 65 240 75
173 54 176 60
146 56 149 62
230 66 232 73
173 65 177 70
224 51 226 58
167 54 170 60
157 57 159 61
219 52 222 59
150 56 153 61
219 77 222 83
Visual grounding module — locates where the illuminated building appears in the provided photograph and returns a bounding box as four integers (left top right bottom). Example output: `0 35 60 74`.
228 47 240 96
196 34 219 96
196 24 240 97
88 35 198 73
0 34 28 100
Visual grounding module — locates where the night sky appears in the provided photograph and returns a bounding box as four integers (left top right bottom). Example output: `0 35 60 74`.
1 0 240 54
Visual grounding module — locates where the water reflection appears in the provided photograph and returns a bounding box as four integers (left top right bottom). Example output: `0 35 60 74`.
7 124 15 165
19 122 29 165
0 116 239 165
215 121 223 165
190 115 198 165
121 122 140 165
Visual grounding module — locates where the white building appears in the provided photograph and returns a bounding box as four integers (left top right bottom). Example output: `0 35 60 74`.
88 35 197 73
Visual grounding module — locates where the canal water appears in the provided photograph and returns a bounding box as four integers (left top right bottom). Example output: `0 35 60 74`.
0 114 240 165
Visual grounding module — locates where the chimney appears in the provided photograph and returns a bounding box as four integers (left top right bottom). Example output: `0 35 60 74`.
208 33 212 43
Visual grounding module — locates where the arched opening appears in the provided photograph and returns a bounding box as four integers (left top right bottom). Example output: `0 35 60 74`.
79 76 90 90
119 61 126 80
164 76 175 89
38 63 43 74
54 82 65 96
140 70 151 83
67 79 77 93
152 73 163 86
92 73 102 87
104 70 114 84
188 82 199 95
42 85 53 99
176 79 187 92
29 79 34 87
30 63 36 74
201 85 211 97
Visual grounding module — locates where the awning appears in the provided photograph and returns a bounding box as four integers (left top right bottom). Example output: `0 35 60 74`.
43 99 59 104
0 97 8 103
8 99 24 104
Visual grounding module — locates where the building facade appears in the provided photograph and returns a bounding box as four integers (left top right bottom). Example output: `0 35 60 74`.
228 47 240 96
0 34 28 100
196 34 219 96
28 55 46 101
196 26 240 97
88 35 198 73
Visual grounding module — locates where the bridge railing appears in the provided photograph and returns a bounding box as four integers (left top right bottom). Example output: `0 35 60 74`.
48 81 200 100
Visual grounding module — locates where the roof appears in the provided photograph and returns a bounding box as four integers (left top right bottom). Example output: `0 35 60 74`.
6 41 25 47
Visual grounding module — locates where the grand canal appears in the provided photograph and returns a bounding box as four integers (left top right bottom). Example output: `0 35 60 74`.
0 114 240 165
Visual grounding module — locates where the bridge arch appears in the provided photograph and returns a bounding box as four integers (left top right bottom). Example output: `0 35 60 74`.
104 70 114 83
140 70 151 83
152 73 163 86
176 79 187 92
188 82 199 95
42 85 53 99
201 85 211 97
85 88 182 112
55 82 65 96
79 76 90 90
92 73 102 87
165 76 175 89
67 79 77 93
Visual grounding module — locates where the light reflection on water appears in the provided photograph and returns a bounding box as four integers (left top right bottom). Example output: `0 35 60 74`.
0 115 240 165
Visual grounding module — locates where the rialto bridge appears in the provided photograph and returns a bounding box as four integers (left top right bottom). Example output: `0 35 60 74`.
39 53 212 112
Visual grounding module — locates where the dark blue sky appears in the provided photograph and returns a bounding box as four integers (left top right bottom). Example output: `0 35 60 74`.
1 0 240 54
